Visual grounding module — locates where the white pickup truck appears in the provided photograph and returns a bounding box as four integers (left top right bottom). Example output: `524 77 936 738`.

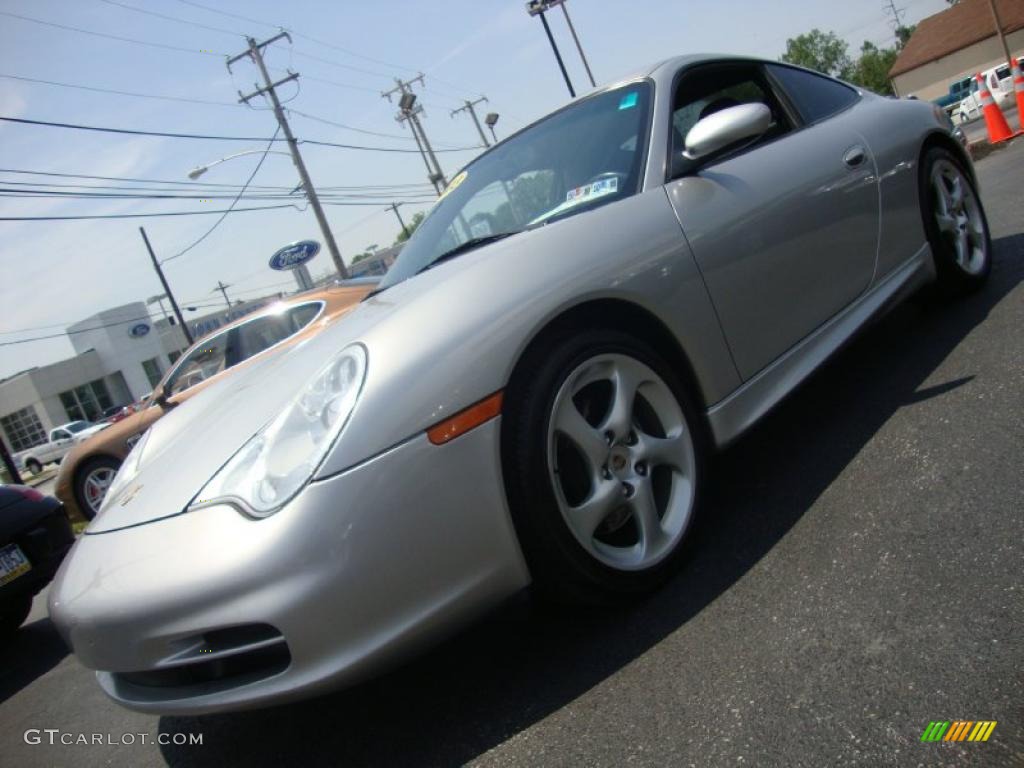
17 421 110 475
957 61 1020 123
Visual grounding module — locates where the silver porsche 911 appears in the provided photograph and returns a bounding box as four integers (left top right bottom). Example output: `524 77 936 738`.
49 54 990 714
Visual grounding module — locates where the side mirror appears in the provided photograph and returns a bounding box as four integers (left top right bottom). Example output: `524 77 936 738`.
683 103 773 161
153 388 175 410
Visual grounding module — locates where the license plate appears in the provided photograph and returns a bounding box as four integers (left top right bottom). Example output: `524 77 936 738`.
0 543 31 586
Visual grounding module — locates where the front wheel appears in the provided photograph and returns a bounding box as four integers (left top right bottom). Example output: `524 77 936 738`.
74 456 122 520
502 328 707 603
920 147 992 294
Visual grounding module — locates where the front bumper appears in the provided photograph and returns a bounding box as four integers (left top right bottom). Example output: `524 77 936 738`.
48 419 530 714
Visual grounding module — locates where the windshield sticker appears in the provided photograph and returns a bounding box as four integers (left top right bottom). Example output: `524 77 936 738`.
565 176 618 204
439 170 468 201
618 91 638 110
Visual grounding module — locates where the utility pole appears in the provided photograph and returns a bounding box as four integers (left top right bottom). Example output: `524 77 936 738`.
139 227 194 346
526 1 576 97
383 75 448 195
387 202 410 239
882 0 906 45
213 280 232 309
228 32 349 279
451 97 491 147
558 1 596 87
985 0 1014 70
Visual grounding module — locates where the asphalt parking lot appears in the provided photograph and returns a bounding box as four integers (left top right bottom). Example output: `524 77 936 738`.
3 140 1022 768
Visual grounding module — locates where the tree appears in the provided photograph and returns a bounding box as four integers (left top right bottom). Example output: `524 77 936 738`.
781 29 852 78
394 211 425 244
351 251 374 264
895 24 916 50
846 41 900 96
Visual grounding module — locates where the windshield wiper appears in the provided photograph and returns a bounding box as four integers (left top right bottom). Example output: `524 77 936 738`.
362 231 520 300
414 232 519 276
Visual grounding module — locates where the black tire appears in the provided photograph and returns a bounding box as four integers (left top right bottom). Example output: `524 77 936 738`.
919 146 992 295
501 327 708 604
25 459 42 475
0 595 33 640
74 456 122 520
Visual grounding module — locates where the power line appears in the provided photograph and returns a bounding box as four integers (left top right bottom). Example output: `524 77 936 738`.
287 108 418 141
0 10 227 56
0 167 433 192
96 0 243 38
0 116 480 153
0 187 434 202
0 204 302 222
162 125 281 264
0 73 243 107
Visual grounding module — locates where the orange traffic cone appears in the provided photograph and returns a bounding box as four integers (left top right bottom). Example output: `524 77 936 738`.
1012 59 1024 132
976 72 1021 144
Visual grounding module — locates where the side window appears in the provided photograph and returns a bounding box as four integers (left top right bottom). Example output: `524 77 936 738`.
52 430 70 441
232 302 321 361
670 64 792 177
766 64 859 123
164 331 232 396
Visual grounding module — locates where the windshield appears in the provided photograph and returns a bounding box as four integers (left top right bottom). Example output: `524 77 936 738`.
65 421 93 433
378 81 653 289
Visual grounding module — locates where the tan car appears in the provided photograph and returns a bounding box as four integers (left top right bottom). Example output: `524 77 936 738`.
55 281 374 520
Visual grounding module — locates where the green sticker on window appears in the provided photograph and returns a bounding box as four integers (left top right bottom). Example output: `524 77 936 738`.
618 91 638 110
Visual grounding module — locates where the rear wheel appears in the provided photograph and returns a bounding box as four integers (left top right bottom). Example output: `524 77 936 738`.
921 147 991 294
74 456 121 520
502 328 706 603
25 459 42 475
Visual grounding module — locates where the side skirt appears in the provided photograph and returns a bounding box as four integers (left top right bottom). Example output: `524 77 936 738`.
706 243 935 448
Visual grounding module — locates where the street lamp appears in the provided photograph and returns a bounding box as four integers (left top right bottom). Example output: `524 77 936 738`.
187 149 293 180
485 112 500 143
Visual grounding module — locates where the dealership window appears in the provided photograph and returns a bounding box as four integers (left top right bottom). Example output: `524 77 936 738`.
142 357 163 389
168 349 184 365
0 406 48 451
59 379 114 423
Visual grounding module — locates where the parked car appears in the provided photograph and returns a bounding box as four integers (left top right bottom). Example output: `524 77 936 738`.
1 485 73 638
932 75 974 116
957 62 1018 122
50 54 989 715
54 280 376 520
100 404 135 424
18 421 110 475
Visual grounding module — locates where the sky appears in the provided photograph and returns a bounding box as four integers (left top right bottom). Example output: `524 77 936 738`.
0 0 952 380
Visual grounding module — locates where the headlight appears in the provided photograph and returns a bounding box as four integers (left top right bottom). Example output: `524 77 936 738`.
190 344 367 517
101 429 152 512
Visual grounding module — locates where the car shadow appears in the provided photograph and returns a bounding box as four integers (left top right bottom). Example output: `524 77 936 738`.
159 235 1023 768
0 616 69 704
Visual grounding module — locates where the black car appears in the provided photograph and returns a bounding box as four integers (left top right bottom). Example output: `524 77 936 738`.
0 485 74 638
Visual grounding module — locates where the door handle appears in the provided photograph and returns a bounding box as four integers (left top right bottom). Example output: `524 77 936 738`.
844 146 867 168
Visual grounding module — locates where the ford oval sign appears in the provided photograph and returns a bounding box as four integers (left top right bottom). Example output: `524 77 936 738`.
128 323 150 338
269 240 320 271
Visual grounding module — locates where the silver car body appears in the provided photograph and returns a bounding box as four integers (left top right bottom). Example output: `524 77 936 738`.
49 54 968 713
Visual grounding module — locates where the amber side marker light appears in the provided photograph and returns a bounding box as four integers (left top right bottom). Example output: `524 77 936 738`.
427 391 504 445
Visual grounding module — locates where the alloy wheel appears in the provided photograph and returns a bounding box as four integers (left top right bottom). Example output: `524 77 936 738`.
83 466 117 515
931 159 987 275
546 353 696 571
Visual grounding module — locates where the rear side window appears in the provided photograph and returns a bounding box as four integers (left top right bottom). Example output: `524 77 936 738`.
767 64 859 124
233 302 322 361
